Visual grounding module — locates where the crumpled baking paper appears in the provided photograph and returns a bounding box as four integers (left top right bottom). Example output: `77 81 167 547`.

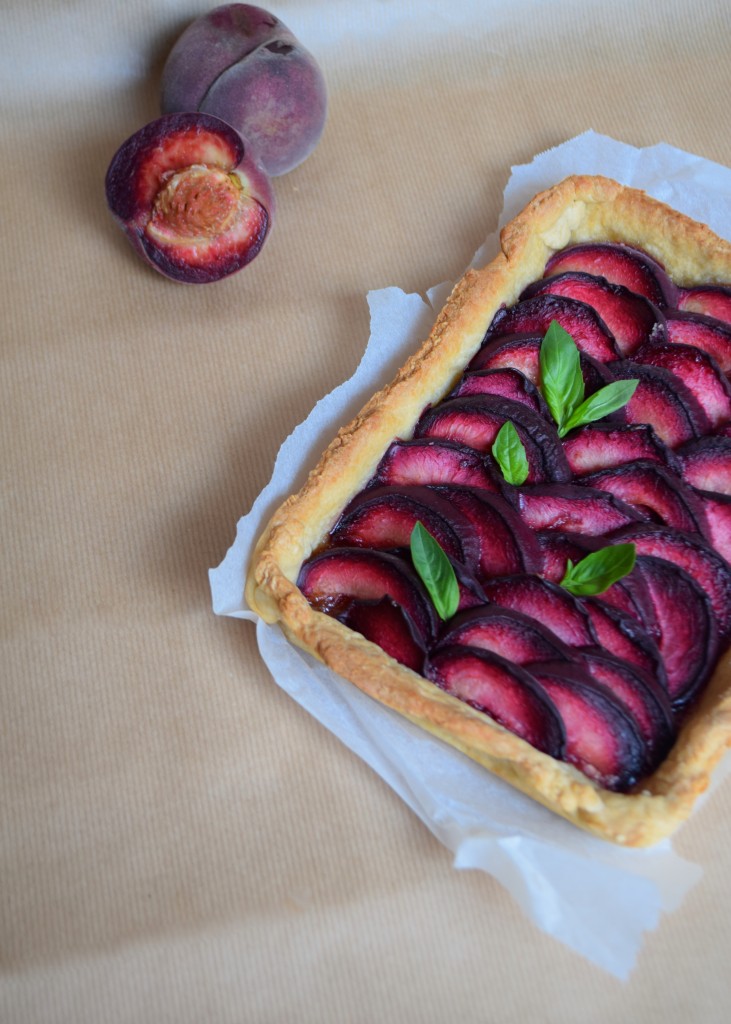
209 130 731 979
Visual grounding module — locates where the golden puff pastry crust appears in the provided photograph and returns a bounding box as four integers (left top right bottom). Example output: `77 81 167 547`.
246 175 731 847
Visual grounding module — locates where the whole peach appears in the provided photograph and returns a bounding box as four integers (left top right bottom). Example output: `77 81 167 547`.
161 4 327 177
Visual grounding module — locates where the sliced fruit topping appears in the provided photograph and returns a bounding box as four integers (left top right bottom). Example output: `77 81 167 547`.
451 367 549 416
329 485 479 567
631 554 718 705
524 272 660 356
105 112 273 283
543 242 677 307
433 486 542 579
578 649 675 770
527 660 647 791
563 422 678 477
425 647 565 757
634 338 731 429
664 311 731 375
373 438 502 492
692 490 731 565
485 295 620 363
535 530 588 582
610 523 731 642
677 285 731 325
469 333 543 382
513 484 646 535
481 574 596 647
437 606 574 665
297 547 438 642
609 360 709 447
337 597 426 673
414 395 571 483
579 598 665 684
580 460 709 536
676 436 731 494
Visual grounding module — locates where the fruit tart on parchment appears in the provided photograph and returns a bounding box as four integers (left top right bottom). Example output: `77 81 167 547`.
246 175 731 848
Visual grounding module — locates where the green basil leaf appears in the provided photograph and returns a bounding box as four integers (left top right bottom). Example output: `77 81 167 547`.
491 420 529 485
560 379 639 437
560 543 637 596
539 320 585 433
410 521 460 620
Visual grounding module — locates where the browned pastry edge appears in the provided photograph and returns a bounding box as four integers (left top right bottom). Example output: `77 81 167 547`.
246 174 731 847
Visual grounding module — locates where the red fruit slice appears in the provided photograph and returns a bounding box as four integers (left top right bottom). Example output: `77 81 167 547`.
437 606 574 665
563 422 678 477
631 554 718 705
105 112 273 284
580 598 665 684
297 547 438 642
535 530 587 582
337 597 426 673
485 295 620 363
543 242 677 307
677 286 731 326
578 649 675 770
580 460 709 536
425 646 565 757
676 436 731 495
434 486 542 579
414 395 571 483
609 360 709 447
528 661 647 791
481 574 596 647
612 523 731 642
665 311 731 375
469 334 542 382
513 484 646 535
451 367 550 417
634 339 731 429
693 490 731 564
374 438 501 492
330 485 479 566
524 272 660 355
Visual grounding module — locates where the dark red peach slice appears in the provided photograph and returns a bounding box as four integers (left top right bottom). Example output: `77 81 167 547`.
527 660 647 791
297 547 438 642
373 438 501 492
634 338 731 429
469 334 543 382
578 649 675 770
609 360 709 447
676 436 731 495
677 286 731 326
414 395 571 483
513 484 646 535
437 606 574 666
664 311 731 375
563 422 678 477
329 485 479 567
631 554 718 705
543 242 677 307
523 271 660 355
433 486 542 579
451 367 550 417
338 597 426 673
579 598 665 685
484 295 620 363
481 574 597 647
425 646 566 757
580 460 709 536
692 490 731 565
611 523 731 642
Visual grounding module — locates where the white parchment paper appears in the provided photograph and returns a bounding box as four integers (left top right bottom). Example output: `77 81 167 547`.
209 131 731 978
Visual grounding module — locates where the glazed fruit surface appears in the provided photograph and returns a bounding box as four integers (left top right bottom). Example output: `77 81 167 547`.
298 242 731 792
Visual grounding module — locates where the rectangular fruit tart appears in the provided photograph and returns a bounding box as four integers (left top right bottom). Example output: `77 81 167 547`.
246 175 731 847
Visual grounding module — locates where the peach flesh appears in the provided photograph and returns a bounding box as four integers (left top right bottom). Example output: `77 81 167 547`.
105 112 273 284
